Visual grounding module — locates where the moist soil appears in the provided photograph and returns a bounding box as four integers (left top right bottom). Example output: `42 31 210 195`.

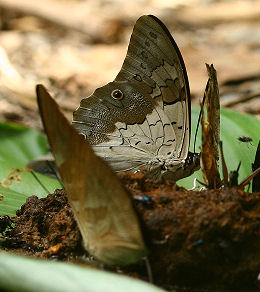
2 172 260 291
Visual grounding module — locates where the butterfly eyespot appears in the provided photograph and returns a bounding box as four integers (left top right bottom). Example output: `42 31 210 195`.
111 89 123 100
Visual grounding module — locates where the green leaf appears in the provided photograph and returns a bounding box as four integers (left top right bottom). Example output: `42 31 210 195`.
179 107 260 189
0 108 259 217
0 122 47 166
0 186 27 217
0 122 60 216
0 252 165 292
0 169 60 217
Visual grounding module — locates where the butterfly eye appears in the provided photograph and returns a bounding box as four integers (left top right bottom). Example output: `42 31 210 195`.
111 89 123 100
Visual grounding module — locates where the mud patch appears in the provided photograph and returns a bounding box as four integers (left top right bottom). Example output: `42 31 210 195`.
3 172 260 291
3 189 83 259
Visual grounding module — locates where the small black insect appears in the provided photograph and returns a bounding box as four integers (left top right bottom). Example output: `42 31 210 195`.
0 215 14 235
237 136 253 143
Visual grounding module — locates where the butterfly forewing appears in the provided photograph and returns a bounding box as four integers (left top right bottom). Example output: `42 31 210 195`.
37 85 147 265
115 15 190 159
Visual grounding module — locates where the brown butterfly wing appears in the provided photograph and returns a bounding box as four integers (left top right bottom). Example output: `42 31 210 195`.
36 84 147 265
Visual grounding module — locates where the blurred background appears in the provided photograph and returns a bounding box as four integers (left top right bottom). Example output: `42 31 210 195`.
0 0 259 129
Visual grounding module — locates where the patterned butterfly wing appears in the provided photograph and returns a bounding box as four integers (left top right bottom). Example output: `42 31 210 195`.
73 15 193 180
115 15 191 160
37 85 147 265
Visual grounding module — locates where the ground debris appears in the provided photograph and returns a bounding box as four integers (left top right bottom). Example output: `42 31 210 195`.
3 172 260 290
0 0 260 127
3 189 83 259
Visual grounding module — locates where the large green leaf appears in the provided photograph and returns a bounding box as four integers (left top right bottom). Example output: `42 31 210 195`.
0 108 259 217
179 107 260 188
0 252 165 292
0 122 60 216
0 109 259 292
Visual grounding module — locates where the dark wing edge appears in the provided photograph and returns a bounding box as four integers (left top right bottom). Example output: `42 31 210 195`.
147 14 191 145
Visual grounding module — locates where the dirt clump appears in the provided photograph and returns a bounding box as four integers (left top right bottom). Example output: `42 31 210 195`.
3 172 260 290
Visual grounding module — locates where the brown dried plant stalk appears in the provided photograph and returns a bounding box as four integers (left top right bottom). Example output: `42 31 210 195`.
200 64 222 188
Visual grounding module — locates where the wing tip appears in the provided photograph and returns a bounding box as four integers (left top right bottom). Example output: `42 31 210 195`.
36 84 48 107
36 83 44 96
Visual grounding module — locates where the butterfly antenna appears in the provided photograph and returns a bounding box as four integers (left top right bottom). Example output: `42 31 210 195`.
46 160 64 188
193 80 208 153
236 161 241 173
30 170 50 194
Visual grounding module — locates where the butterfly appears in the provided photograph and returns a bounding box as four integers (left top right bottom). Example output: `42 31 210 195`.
37 85 147 266
36 14 200 266
72 15 200 182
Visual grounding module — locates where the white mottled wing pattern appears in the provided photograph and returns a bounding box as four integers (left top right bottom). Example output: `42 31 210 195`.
72 15 191 175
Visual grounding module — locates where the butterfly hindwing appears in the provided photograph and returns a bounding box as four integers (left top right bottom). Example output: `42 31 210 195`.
73 15 194 180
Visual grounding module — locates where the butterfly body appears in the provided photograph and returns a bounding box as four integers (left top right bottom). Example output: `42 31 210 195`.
73 15 200 181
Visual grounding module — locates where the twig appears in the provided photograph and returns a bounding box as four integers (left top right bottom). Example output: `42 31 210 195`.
239 167 260 189
221 92 260 107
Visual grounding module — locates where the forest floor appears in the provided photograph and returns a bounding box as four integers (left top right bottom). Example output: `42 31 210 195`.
0 0 259 129
0 1 260 291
